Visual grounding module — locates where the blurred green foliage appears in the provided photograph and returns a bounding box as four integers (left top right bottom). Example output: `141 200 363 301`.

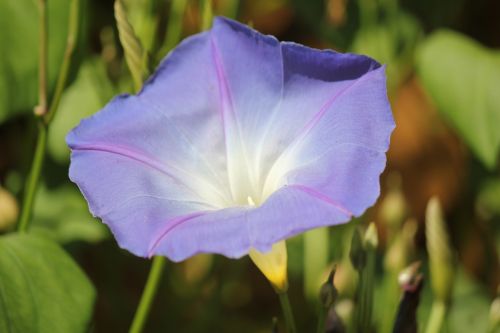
0 0 86 124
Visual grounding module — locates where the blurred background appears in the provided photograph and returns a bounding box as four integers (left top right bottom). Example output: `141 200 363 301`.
0 0 499 332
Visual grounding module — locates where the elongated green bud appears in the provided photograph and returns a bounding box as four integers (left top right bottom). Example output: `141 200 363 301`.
425 197 455 302
114 0 145 93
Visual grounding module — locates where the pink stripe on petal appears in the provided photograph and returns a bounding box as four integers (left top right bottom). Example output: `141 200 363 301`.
148 211 209 257
288 184 353 217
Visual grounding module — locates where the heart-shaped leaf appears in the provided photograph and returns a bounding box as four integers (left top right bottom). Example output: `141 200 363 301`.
0 233 95 332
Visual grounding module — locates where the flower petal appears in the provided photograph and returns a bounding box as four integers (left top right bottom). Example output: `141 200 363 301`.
149 207 250 261
209 17 284 202
68 147 214 257
68 17 394 261
256 44 387 193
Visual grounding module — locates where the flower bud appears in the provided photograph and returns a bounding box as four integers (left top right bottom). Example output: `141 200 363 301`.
0 186 19 231
385 219 418 272
249 240 288 292
364 222 379 250
425 197 455 302
319 268 338 309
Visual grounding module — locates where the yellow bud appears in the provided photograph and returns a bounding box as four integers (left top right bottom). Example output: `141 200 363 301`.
364 222 378 249
426 197 455 302
249 240 288 292
0 186 19 231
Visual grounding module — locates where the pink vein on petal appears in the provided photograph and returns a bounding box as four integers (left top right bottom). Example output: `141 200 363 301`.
288 184 353 217
298 67 380 140
148 211 209 257
210 35 235 130
70 142 223 202
70 142 179 179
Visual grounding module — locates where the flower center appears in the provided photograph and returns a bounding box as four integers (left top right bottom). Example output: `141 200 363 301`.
247 196 256 207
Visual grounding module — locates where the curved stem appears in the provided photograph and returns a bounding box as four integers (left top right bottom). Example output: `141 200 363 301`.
17 0 80 232
129 256 167 333
18 0 48 232
44 0 80 124
424 300 447 333
278 291 297 333
17 122 47 232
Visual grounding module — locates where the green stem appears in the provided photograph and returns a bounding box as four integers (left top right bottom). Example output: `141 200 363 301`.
424 300 447 333
129 256 167 333
353 246 375 333
316 305 326 333
44 0 80 124
17 0 80 232
278 291 297 333
17 122 47 232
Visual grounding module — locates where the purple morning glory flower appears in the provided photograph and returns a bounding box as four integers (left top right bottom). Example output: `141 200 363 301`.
67 17 394 262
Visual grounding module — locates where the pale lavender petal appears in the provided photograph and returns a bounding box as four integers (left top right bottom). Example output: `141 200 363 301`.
150 207 251 262
254 44 384 187
209 17 283 203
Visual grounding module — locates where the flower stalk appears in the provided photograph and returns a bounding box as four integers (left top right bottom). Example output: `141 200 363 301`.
129 256 167 333
115 4 168 331
278 291 297 333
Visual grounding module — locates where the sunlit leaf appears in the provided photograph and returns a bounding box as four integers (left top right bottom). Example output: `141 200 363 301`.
48 58 115 163
417 30 500 169
0 233 95 333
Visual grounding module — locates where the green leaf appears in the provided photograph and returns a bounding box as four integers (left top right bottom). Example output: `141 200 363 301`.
0 0 74 123
0 233 95 332
417 30 500 169
48 58 115 163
